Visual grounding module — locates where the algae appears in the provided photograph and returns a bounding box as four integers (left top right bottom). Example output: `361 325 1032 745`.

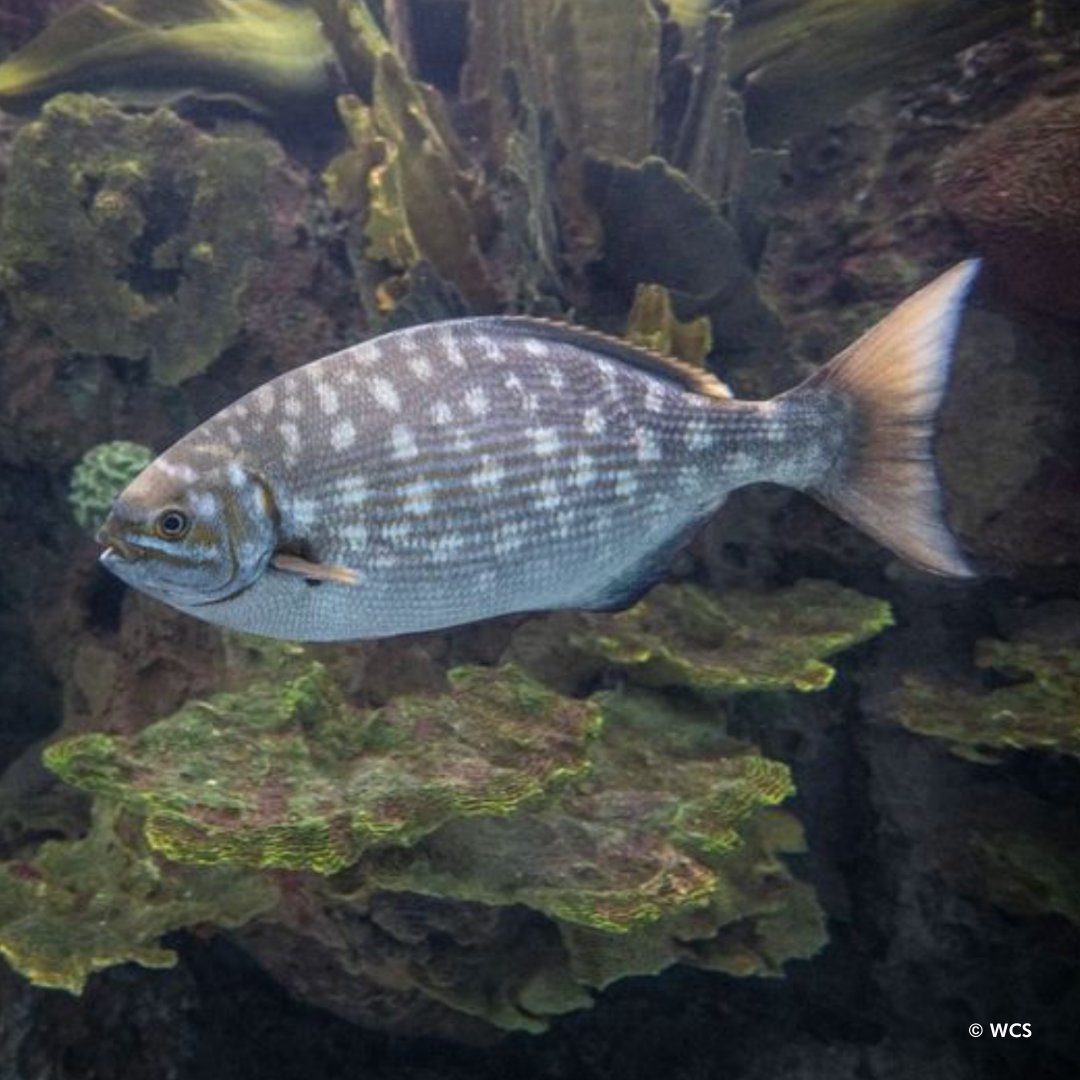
0 0 333 113
0 93 279 384
69 441 154 535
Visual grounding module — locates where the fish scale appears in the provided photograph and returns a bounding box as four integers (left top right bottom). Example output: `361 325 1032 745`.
99 263 981 641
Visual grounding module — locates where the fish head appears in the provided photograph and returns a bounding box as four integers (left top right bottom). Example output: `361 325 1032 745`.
96 447 278 608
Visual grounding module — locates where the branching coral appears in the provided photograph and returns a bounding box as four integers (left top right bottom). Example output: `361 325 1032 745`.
68 441 153 534
0 93 280 384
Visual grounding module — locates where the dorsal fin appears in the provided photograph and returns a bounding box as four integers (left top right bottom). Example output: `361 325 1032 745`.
491 316 733 400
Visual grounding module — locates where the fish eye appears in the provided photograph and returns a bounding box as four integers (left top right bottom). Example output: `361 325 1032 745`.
154 509 190 541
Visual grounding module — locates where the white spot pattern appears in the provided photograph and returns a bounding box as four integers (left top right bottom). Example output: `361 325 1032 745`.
465 386 489 417
331 418 357 451
391 425 418 460
430 400 453 425
409 356 434 381
370 377 401 413
532 428 560 455
316 383 340 416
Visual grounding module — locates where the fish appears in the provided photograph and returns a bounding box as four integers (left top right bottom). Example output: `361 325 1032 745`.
97 260 980 642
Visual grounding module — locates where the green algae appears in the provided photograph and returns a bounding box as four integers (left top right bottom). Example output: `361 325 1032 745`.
0 805 275 994
0 0 333 113
891 638 1080 761
0 93 278 384
729 0 1027 145
538 580 892 697
45 660 601 874
68 440 154 534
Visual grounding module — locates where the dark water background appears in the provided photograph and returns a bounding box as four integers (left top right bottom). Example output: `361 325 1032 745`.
1 2 1079 1078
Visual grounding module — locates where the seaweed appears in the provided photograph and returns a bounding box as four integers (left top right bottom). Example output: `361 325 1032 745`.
0 0 333 113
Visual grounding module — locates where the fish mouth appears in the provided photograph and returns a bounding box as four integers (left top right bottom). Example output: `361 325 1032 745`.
95 525 140 562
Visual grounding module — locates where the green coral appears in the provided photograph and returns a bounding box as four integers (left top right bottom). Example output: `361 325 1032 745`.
22 571 887 1024
514 580 892 696
891 638 1080 761
318 1 495 317
0 0 333 113
45 659 601 874
364 690 800 937
0 805 275 994
0 93 279 384
625 284 715 369
68 440 153 534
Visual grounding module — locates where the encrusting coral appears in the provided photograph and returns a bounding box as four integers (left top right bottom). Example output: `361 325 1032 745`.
45 656 601 874
68 441 153 534
890 635 1080 762
512 579 893 697
11 578 894 1032
0 804 275 994
0 93 279 384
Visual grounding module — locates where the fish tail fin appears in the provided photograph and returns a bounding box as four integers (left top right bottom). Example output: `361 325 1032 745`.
793 260 980 577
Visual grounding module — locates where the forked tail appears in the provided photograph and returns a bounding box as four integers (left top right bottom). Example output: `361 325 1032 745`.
788 260 980 577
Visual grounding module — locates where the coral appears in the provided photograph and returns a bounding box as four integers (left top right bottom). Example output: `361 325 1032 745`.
936 90 1080 319
463 0 662 168
68 440 153 534
890 636 1080 761
0 93 280 384
0 0 333 113
363 690 803 936
325 72 496 316
26 574 886 1024
0 805 275 994
513 580 893 697
45 656 601 874
625 284 714 368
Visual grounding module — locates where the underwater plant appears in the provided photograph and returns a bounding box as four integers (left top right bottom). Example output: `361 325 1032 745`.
0 0 334 113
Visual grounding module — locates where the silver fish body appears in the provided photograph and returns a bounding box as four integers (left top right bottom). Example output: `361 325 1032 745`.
99 262 980 641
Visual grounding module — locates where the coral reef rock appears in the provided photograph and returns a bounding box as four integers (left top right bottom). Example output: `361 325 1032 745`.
0 93 281 384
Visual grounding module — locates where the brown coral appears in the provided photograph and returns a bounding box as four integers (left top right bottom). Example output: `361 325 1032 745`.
936 90 1080 319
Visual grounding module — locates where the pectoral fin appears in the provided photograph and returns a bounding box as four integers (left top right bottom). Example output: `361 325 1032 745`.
271 553 361 586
